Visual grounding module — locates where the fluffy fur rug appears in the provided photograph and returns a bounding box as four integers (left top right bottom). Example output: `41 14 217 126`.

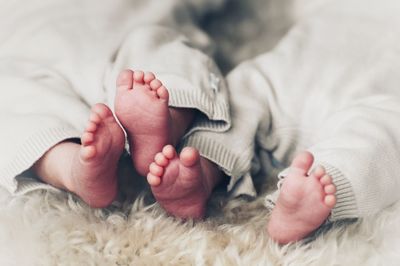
1 0 400 265
1 156 400 265
1 174 400 265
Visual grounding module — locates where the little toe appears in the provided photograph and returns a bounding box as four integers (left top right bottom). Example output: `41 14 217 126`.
150 79 162 90
156 86 169 101
324 184 336 194
133 70 145 84
179 147 200 167
312 166 326 179
81 132 94 146
144 72 156 84
162 145 176 160
80 145 96 160
290 151 314 176
147 173 161 186
116 69 133 90
149 162 164 177
320 174 332 185
155 152 169 167
324 194 336 208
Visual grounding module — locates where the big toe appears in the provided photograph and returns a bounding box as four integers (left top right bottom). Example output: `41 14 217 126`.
290 151 314 175
180 147 200 167
116 69 133 90
91 103 113 120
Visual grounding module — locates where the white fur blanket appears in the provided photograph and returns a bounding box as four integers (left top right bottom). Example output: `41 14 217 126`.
1 0 400 265
1 168 400 265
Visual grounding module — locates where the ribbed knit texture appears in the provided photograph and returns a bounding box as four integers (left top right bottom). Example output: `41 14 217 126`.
0 127 80 194
320 163 358 221
185 0 400 222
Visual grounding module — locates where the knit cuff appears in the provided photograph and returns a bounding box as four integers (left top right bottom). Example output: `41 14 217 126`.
0 126 81 195
156 73 231 135
319 162 359 221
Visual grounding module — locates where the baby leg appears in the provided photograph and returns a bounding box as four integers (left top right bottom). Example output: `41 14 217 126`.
33 104 125 208
269 100 400 243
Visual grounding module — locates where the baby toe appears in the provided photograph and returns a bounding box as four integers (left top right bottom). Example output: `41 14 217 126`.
80 145 96 160
324 194 336 208
149 162 164 176
92 103 112 119
162 145 176 160
312 166 326 179
155 152 169 167
320 174 332 185
89 112 101 124
116 69 133 90
156 86 169 101
150 79 162 90
86 121 97 132
133 70 145 84
144 72 156 84
324 184 336 194
147 173 161 186
81 132 94 146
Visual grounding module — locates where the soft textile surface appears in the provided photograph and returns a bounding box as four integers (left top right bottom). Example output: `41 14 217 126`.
1 0 400 265
1 175 400 265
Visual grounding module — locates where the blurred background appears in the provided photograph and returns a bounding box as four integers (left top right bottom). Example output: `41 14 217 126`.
201 0 329 73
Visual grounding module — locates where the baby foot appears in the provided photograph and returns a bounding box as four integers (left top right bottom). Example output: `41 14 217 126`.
114 69 171 176
70 103 125 208
267 151 336 244
147 145 212 219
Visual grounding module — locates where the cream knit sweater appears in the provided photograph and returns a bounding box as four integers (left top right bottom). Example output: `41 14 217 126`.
184 0 400 220
0 0 230 194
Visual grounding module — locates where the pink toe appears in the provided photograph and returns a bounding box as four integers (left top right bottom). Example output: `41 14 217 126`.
144 72 156 84
313 166 325 178
162 145 176 160
150 79 162 90
81 132 94 146
149 162 164 177
147 173 161 186
290 151 314 176
90 112 101 124
156 86 169 101
324 195 336 208
86 121 97 132
92 103 112 119
133 71 144 84
80 145 96 160
320 175 332 185
324 184 336 194
155 153 169 167
116 69 133 89
180 147 200 167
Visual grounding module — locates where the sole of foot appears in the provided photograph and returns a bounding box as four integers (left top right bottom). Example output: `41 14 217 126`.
70 103 125 208
147 145 212 219
114 69 171 177
267 151 336 244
